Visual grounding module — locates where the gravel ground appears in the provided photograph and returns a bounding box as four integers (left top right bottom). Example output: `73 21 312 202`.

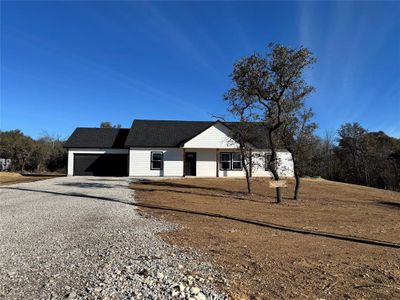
0 177 228 300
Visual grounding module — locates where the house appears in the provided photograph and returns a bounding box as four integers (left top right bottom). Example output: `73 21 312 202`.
64 119 294 177
0 158 12 171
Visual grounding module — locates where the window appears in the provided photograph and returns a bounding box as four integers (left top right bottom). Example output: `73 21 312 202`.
265 153 272 171
151 152 163 170
220 153 231 170
232 152 242 170
219 152 243 171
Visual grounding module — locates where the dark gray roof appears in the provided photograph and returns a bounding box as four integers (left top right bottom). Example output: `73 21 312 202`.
64 128 130 149
125 120 215 147
124 119 269 148
226 123 270 149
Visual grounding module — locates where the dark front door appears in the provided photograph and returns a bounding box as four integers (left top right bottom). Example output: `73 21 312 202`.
73 154 128 176
184 152 196 176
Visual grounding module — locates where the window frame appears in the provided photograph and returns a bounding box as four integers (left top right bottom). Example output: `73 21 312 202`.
231 152 243 171
219 152 243 171
150 151 163 170
219 152 232 171
265 153 273 171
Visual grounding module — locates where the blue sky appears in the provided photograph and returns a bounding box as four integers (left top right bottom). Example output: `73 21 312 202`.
1 1 399 139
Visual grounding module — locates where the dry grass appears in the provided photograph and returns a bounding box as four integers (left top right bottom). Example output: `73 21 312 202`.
0 172 55 185
131 178 400 299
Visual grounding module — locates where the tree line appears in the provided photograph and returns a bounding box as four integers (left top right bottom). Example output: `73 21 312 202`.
309 123 400 192
224 43 400 202
0 130 67 173
1 44 398 197
0 121 122 173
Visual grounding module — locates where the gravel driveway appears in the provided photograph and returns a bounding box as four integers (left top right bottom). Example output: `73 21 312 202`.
0 177 227 300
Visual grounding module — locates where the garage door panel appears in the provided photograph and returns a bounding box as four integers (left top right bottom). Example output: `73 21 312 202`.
74 154 128 176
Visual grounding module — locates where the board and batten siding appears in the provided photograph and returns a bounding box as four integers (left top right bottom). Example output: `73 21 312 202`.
129 148 184 177
67 148 129 176
183 122 239 149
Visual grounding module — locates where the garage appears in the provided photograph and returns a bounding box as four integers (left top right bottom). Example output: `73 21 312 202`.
65 128 131 177
73 154 128 176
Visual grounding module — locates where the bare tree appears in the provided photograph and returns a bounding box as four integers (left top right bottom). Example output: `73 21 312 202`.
279 107 317 200
221 91 261 194
213 117 256 194
225 43 316 203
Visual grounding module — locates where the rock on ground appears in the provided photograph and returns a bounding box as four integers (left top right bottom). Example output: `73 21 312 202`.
0 177 228 299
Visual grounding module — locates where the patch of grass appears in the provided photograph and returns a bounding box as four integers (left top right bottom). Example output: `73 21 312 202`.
0 172 56 185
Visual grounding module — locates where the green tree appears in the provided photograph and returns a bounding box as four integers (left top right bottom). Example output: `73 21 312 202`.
0 130 36 171
335 123 368 184
0 130 67 173
225 43 316 203
100 121 122 128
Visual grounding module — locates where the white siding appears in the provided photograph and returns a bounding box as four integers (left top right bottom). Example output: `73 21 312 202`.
183 123 239 149
188 149 217 177
129 148 183 177
217 150 246 177
69 147 293 178
277 151 294 177
251 150 272 177
67 148 129 176
216 150 293 178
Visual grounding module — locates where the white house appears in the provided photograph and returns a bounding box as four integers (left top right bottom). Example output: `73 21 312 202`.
65 120 294 178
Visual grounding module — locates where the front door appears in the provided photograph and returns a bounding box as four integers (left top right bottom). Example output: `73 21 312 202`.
184 152 196 176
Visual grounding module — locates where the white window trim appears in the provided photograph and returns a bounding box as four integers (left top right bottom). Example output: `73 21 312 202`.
232 152 243 170
150 151 163 170
220 152 243 171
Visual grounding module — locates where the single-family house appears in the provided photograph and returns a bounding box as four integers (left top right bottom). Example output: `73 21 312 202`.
64 119 294 177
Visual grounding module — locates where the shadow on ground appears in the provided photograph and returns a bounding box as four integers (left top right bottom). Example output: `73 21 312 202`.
139 180 250 195
1 185 399 249
378 201 400 209
136 180 297 202
132 185 272 203
56 182 128 189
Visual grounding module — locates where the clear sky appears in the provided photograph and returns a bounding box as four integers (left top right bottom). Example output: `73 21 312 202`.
1 1 399 139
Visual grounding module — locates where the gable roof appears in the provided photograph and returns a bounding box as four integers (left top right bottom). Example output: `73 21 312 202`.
125 120 216 147
225 122 270 149
64 128 130 149
124 119 269 148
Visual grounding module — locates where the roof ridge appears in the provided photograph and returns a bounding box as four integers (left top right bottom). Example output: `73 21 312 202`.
75 127 130 130
133 119 216 123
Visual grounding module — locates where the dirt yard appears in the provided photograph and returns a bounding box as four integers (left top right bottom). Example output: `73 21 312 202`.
0 172 55 185
131 178 400 299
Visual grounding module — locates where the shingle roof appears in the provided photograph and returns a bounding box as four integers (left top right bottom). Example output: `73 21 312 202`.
65 120 271 149
125 120 216 147
64 128 130 149
124 119 269 148
226 122 270 149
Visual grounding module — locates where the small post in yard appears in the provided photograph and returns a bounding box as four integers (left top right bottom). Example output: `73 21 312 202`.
269 180 288 189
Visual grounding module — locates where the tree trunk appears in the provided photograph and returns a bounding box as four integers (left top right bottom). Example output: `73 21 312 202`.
288 149 300 200
245 171 252 194
294 168 300 200
268 129 281 203
275 184 281 203
270 166 281 203
241 147 252 194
